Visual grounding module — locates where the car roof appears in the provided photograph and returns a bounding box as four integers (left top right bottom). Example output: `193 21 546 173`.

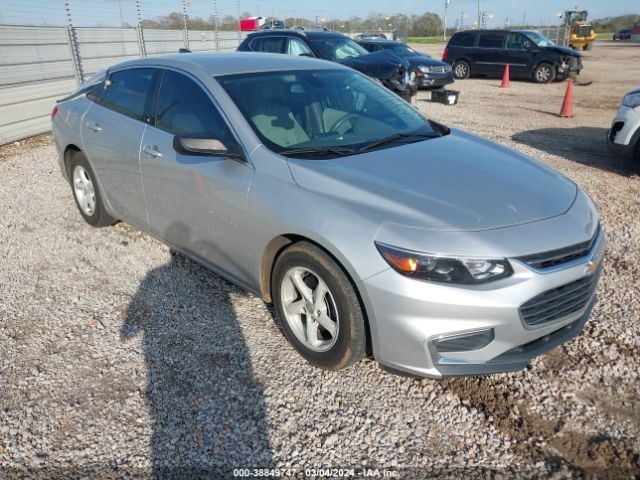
247 29 346 39
358 39 398 45
106 52 343 77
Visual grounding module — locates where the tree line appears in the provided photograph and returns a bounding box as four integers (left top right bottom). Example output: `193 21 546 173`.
141 11 446 37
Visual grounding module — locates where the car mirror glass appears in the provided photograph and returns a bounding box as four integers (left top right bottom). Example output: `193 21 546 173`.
173 135 243 161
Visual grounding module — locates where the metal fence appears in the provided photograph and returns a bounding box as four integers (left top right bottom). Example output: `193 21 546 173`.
0 24 249 145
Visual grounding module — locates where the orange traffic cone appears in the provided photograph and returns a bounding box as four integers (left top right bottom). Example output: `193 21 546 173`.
500 64 510 88
559 79 575 118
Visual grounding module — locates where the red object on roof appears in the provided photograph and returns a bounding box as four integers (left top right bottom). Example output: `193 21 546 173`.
240 18 260 31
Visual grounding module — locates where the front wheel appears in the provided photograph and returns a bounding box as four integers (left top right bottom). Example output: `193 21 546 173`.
453 60 470 80
533 62 556 84
272 242 367 371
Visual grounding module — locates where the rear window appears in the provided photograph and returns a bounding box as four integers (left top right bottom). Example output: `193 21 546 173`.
478 33 504 48
103 68 155 121
250 36 286 53
450 32 475 47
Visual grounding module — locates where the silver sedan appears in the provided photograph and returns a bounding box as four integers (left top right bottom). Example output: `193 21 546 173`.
52 52 604 378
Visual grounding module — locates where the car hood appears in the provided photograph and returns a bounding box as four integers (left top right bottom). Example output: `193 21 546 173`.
338 50 409 80
404 55 448 68
286 129 577 232
544 45 582 57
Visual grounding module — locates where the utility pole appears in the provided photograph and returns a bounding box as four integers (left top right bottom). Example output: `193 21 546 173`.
443 0 450 41
182 0 189 49
117 0 124 27
213 0 219 51
460 10 465 30
522 11 526 26
477 0 481 29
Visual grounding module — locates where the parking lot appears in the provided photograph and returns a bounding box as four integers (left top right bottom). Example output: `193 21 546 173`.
0 41 639 477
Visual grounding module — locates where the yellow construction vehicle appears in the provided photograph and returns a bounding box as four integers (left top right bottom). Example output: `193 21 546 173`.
563 9 597 50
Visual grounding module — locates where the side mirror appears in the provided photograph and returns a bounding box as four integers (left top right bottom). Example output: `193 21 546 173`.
524 42 535 51
173 135 244 161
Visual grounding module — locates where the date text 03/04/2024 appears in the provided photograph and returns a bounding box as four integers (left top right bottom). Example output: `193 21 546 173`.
232 468 399 477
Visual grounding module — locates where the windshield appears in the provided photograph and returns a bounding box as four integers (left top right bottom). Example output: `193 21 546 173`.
309 37 369 61
218 69 440 157
523 31 556 47
384 43 419 57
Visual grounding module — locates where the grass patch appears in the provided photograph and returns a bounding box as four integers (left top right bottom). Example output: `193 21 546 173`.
408 36 446 44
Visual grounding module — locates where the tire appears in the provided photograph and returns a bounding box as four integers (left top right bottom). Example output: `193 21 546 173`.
533 62 556 84
452 60 471 80
272 241 367 371
583 43 593 51
69 150 116 227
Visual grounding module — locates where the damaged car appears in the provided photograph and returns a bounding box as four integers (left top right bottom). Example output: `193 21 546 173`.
443 29 583 83
238 29 417 101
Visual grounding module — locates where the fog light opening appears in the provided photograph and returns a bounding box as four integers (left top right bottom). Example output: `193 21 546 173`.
433 329 495 354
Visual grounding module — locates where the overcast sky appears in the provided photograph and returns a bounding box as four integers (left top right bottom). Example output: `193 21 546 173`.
1 0 638 27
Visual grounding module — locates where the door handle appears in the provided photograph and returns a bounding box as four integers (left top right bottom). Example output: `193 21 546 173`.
87 121 102 132
142 145 163 157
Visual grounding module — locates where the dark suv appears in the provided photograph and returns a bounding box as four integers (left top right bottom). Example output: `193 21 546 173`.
443 29 583 83
238 29 417 101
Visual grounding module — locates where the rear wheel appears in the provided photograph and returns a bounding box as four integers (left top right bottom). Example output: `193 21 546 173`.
69 151 116 227
453 60 470 80
533 62 556 84
272 242 367 371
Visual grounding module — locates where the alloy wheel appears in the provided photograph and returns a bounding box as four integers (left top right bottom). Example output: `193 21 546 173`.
73 165 96 216
280 267 339 352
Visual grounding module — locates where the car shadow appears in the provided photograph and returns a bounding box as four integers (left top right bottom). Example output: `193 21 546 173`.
512 126 639 176
120 252 272 476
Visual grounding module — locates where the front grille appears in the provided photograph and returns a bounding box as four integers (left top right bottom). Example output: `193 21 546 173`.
577 25 591 37
429 66 451 73
519 266 601 326
517 225 599 269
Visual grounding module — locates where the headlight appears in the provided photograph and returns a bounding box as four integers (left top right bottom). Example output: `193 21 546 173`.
622 91 640 109
418 65 430 73
375 242 513 284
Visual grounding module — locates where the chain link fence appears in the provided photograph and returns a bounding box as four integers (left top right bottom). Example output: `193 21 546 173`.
0 0 254 144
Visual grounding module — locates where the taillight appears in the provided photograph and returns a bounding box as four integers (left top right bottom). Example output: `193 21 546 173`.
442 46 449 61
51 105 59 120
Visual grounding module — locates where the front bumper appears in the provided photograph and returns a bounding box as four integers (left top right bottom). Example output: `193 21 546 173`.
417 72 455 89
607 104 640 160
360 226 605 379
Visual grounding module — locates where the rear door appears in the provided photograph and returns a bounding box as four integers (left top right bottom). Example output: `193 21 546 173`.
503 32 535 78
81 67 157 224
139 69 255 282
473 32 506 76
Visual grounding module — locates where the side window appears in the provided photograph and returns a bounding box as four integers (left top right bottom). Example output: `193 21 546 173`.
506 33 526 50
155 70 231 140
478 33 504 48
450 32 475 47
251 36 286 53
87 82 107 104
287 37 313 56
103 68 155 121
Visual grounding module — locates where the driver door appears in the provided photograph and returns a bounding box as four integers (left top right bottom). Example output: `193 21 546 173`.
502 33 535 78
139 69 255 282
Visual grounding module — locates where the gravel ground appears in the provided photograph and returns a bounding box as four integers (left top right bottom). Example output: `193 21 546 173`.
1 42 639 478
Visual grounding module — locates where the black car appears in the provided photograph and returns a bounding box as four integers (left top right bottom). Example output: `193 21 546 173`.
443 29 583 83
613 29 632 40
238 30 417 101
358 38 454 89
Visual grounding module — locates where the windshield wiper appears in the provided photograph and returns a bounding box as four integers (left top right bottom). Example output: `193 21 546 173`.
358 132 440 152
280 146 355 158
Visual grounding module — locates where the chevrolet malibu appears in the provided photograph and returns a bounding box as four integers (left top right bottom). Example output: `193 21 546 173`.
52 53 605 378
